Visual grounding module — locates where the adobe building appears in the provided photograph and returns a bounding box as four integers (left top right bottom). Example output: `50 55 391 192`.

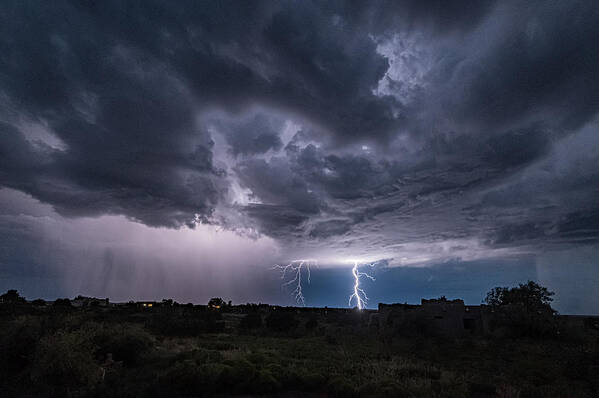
378 297 489 337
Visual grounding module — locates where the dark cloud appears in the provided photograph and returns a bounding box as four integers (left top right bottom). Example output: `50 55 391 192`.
337 0 498 40
211 113 283 157
482 126 552 168
452 2 599 132
309 219 352 239
1 0 599 262
242 204 309 237
0 0 400 228
0 59 222 227
555 210 599 244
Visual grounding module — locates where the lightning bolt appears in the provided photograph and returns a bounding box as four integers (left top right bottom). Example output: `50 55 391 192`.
348 261 375 310
272 259 316 306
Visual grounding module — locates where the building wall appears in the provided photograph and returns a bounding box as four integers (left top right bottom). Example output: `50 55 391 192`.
378 299 490 337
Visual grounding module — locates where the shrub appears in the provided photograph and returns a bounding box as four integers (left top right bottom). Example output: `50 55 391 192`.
213 341 237 351
327 376 357 397
359 379 405 398
0 289 26 303
0 315 44 375
163 358 282 395
52 298 72 309
92 323 154 366
31 330 100 392
252 369 281 393
291 368 327 390
192 347 223 364
161 360 230 394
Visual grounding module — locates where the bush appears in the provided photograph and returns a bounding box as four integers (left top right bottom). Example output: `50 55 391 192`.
163 358 281 395
190 347 223 364
265 310 298 332
161 360 230 394
253 369 281 393
92 323 154 366
31 330 100 392
0 315 44 375
0 289 26 303
328 376 357 397
289 368 327 390
220 358 280 393
52 298 72 309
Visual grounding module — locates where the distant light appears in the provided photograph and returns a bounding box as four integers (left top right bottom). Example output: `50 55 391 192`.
361 145 369 151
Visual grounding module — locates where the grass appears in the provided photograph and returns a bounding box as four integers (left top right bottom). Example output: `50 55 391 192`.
0 304 597 397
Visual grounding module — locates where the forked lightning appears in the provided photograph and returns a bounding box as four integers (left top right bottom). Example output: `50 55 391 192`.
348 261 375 309
272 259 316 306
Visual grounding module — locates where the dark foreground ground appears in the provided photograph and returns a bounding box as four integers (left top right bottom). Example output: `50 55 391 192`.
0 302 598 398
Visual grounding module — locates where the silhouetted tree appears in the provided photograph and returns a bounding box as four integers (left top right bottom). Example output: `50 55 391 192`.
0 289 25 303
53 298 72 307
485 281 555 310
485 281 557 337
208 298 225 309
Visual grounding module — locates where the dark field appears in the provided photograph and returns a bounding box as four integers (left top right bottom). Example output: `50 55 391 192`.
0 298 598 398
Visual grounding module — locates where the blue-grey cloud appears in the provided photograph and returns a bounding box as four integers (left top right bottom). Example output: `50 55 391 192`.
0 0 598 266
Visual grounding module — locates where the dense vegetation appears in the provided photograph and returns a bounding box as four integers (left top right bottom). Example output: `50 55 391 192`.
0 285 597 398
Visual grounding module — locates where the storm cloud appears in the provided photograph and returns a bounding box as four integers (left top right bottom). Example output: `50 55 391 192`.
1 0 599 268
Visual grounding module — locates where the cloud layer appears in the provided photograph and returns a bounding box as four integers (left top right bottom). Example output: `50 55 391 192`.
1 0 599 265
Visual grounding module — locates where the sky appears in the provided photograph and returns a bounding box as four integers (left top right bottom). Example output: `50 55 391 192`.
1 1 598 314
